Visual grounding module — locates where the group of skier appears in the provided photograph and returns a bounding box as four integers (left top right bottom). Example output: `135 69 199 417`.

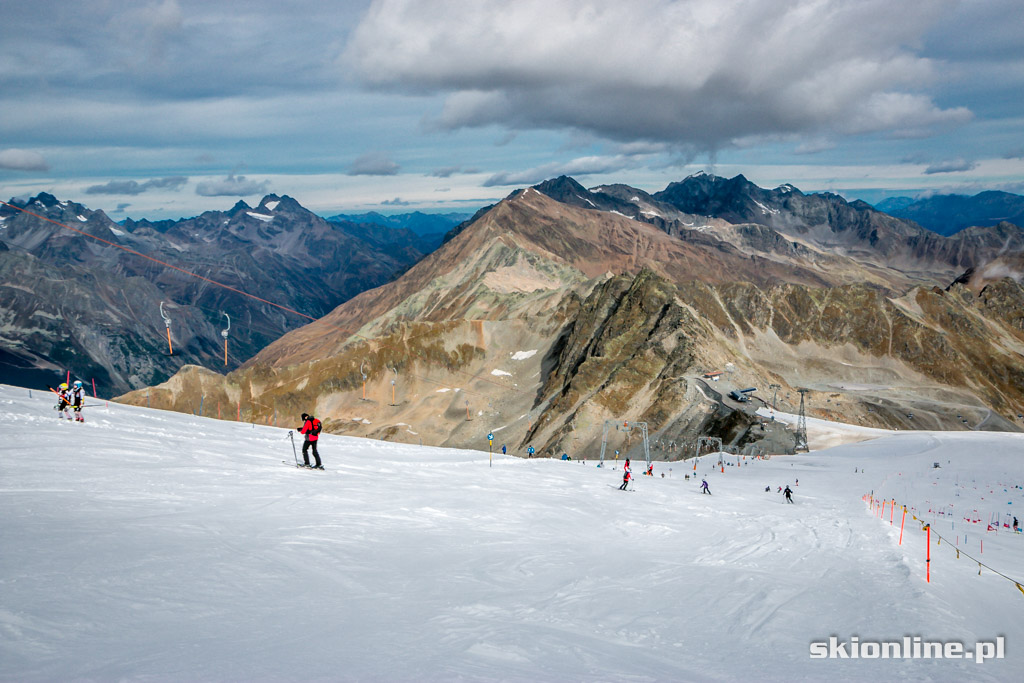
54 380 86 422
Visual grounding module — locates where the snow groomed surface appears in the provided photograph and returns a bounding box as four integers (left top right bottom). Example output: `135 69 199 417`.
1 384 1022 681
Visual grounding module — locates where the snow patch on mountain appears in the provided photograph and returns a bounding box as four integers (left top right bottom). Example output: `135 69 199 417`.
753 199 780 216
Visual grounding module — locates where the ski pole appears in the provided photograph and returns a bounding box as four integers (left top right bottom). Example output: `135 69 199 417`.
287 431 299 466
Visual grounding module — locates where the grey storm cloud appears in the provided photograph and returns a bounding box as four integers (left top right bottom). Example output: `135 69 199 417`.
86 176 188 195
924 159 978 174
195 174 270 197
0 149 49 171
343 0 972 150
348 152 400 176
430 166 463 178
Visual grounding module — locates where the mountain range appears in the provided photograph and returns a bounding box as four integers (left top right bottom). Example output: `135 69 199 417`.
876 190 1024 236
0 193 430 394
116 173 1024 458
327 210 470 254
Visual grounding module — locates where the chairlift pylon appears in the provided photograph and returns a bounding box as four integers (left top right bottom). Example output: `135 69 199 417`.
220 313 230 365
159 301 174 355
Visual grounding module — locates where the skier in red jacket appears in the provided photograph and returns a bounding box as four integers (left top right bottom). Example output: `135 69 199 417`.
619 459 632 490
299 413 323 469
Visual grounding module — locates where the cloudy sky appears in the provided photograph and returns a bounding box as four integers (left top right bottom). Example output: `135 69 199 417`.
2 0 1023 219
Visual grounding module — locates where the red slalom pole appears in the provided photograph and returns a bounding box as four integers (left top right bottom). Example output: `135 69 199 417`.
899 507 906 545
890 500 895 525
926 524 931 583
92 378 97 398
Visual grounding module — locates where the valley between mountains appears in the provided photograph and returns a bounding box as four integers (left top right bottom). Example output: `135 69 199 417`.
110 174 1024 458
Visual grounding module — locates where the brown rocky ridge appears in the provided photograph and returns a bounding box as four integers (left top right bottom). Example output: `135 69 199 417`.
117 178 1024 459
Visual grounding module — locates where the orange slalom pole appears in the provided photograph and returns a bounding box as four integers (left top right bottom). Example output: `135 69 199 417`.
166 327 174 355
899 507 906 545
890 499 895 525
926 524 931 583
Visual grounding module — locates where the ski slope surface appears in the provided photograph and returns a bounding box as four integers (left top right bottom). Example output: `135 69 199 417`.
1 384 1022 682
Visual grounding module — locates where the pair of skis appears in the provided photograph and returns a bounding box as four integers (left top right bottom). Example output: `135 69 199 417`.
283 461 325 471
286 430 324 470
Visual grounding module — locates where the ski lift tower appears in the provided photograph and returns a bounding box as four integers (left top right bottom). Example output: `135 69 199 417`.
360 361 369 400
769 383 781 410
599 419 650 469
159 301 173 355
388 366 398 406
795 388 810 452
220 313 230 365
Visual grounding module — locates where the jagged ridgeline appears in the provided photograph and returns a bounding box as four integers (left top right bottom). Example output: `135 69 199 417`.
116 175 1024 456
0 193 442 394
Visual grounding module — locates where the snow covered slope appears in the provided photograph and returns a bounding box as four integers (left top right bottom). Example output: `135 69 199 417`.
1 384 1022 681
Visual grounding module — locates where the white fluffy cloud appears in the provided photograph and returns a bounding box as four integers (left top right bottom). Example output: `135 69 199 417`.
344 0 971 149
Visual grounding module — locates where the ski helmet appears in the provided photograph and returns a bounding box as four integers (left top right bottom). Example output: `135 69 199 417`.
59 382 68 390
74 380 82 387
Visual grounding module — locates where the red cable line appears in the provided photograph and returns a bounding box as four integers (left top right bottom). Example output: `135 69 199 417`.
3 200 542 397
0 201 316 321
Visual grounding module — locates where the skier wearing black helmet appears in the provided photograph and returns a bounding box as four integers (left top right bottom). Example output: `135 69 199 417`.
298 413 323 469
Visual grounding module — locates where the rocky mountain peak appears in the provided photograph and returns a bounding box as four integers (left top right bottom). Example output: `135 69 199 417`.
227 200 252 217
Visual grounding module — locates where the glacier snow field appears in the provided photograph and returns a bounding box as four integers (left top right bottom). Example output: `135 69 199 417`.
1 384 1022 682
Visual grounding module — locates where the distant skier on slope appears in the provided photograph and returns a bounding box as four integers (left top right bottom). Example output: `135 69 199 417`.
701 478 711 495
70 380 85 422
298 413 323 469
646 463 653 477
1014 516 1019 533
619 459 631 490
784 485 794 504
